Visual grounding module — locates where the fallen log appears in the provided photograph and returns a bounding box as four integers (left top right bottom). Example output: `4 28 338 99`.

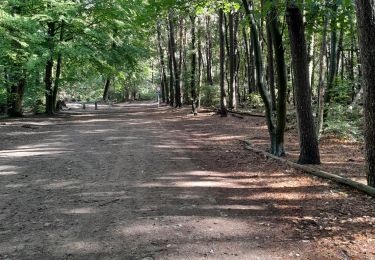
228 110 265 118
242 140 375 197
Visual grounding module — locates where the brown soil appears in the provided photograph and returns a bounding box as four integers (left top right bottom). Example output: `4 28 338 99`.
0 102 374 259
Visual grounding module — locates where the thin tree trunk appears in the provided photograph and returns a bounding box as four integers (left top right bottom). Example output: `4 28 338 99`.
197 17 203 108
325 2 338 107
266 19 276 111
242 0 275 153
355 0 375 187
206 16 213 85
103 77 111 101
169 11 181 108
167 17 174 106
242 27 253 95
45 21 56 115
228 12 235 109
157 20 167 103
219 8 227 117
190 15 198 115
317 16 328 137
53 20 65 112
268 1 288 156
287 3 321 165
8 78 26 117
178 17 184 105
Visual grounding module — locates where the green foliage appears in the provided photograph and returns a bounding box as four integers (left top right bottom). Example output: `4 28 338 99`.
324 104 363 142
201 84 220 106
247 93 264 108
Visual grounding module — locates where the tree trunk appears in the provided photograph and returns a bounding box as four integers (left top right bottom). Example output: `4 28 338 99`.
317 16 328 137
167 17 174 106
197 17 203 108
157 20 167 103
178 17 184 105
45 21 56 115
53 20 65 112
190 15 198 115
325 2 338 107
266 19 276 111
7 78 26 117
268 2 288 156
242 0 275 153
206 16 213 85
103 77 111 101
355 0 375 187
168 11 181 108
286 3 321 165
219 9 227 117
242 27 253 95
228 11 238 110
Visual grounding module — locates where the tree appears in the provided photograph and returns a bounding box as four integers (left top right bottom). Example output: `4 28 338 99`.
355 0 375 187
219 8 228 117
286 2 321 164
190 15 198 115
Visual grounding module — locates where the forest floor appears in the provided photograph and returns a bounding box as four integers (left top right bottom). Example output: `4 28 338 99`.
0 101 374 260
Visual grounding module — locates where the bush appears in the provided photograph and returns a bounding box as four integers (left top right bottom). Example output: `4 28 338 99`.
247 92 264 109
324 104 363 142
201 84 220 107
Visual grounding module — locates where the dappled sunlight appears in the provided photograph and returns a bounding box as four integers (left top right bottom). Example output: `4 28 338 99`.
0 149 69 158
60 241 104 254
0 171 18 176
5 183 28 188
0 165 20 176
44 180 81 189
60 207 99 214
78 129 116 134
6 130 62 136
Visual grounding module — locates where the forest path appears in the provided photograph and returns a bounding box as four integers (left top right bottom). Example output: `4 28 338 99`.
0 102 374 259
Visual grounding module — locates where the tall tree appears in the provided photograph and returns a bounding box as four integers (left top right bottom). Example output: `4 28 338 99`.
190 15 198 115
168 10 181 108
355 0 375 187
219 8 228 117
286 2 321 165
157 20 168 103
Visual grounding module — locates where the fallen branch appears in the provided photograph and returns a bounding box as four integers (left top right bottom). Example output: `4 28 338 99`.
242 140 375 197
228 110 265 118
231 113 244 119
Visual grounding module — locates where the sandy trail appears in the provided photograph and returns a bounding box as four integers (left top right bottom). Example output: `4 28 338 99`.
0 102 374 259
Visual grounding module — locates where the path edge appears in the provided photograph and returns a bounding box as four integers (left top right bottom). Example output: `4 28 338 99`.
241 140 375 197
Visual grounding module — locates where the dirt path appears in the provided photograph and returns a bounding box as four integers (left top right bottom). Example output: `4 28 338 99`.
0 102 374 260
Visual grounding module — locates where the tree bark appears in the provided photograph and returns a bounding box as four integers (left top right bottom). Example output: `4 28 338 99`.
168 11 181 108
286 3 321 165
7 78 26 117
219 9 227 117
355 0 375 187
45 21 56 115
167 16 174 106
228 11 238 110
103 77 111 101
190 15 198 115
317 16 328 137
268 1 288 156
242 0 275 153
325 2 338 108
266 19 276 111
53 20 65 112
206 16 213 85
157 20 167 103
